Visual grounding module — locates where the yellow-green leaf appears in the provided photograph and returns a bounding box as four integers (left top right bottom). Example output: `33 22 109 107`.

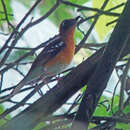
0 0 13 25
92 0 126 41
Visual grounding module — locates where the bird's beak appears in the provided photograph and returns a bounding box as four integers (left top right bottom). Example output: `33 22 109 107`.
75 16 81 21
71 16 81 26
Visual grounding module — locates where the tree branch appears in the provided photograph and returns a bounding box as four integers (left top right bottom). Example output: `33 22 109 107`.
71 1 130 130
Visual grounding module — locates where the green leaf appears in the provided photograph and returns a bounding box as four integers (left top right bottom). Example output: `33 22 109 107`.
94 96 110 116
74 29 83 41
94 105 110 116
123 105 130 114
0 105 11 127
33 122 46 130
81 85 87 92
0 0 13 25
109 95 120 115
39 0 73 26
116 123 130 130
69 0 89 5
88 123 96 129
92 0 126 41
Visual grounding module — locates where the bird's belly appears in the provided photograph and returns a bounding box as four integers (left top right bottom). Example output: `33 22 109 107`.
44 62 69 77
24 62 69 85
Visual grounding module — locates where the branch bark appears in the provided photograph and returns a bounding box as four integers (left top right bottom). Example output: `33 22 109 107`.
71 1 130 130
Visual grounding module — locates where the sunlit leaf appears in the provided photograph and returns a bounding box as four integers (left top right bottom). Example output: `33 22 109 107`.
116 123 130 130
88 123 96 129
92 0 126 41
39 0 73 26
94 105 110 116
69 0 89 5
109 95 119 115
123 105 130 114
0 106 11 127
94 96 110 116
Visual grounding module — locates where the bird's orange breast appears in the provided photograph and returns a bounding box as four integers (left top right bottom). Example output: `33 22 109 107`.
45 27 75 68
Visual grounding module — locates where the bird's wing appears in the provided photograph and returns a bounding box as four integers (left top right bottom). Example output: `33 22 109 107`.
20 35 65 83
21 35 65 84
31 35 65 69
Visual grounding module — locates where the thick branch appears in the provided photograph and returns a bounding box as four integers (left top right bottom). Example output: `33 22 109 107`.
72 1 130 130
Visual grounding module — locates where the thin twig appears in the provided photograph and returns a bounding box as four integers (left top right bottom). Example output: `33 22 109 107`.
111 80 120 114
75 1 124 53
79 43 106 49
0 0 43 67
13 67 25 77
66 93 82 114
0 37 53 74
106 19 118 26
61 0 124 17
0 0 61 72
8 99 31 105
0 11 13 16
92 116 130 124
26 0 61 28
0 73 4 91
75 14 99 53
118 58 130 113
1 0 14 29
6 46 34 50
0 82 45 120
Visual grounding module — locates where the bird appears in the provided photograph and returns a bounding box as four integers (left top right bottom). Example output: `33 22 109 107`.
1 16 80 101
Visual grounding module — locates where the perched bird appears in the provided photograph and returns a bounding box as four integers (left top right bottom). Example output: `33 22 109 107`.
3 16 80 100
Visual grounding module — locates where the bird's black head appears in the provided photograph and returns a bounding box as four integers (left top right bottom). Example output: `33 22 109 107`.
59 16 80 35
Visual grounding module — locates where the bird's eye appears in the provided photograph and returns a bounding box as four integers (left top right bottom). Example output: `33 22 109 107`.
60 20 71 32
